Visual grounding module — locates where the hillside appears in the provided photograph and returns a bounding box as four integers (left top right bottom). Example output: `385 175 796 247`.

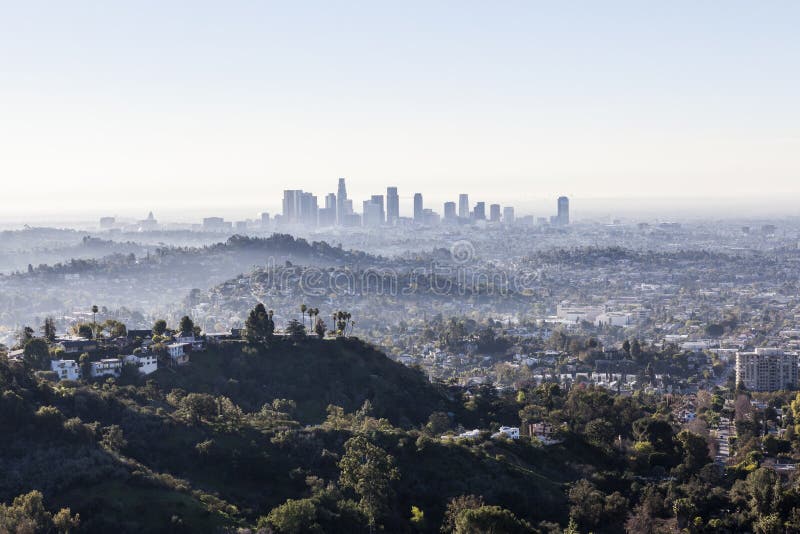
150 338 451 426
0 338 587 533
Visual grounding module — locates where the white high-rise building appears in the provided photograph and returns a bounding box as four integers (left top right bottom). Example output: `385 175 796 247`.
736 348 798 391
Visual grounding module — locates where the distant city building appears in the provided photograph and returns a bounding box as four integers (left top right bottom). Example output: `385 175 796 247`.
203 217 231 232
413 193 423 223
283 189 318 226
557 196 570 225
138 211 158 231
489 204 501 222
362 198 383 227
336 178 348 225
458 194 469 219
503 206 515 224
235 221 248 232
260 212 270 227
99 217 115 229
282 190 301 223
386 187 399 223
325 192 336 210
422 208 439 225
370 195 385 224
473 202 486 221
443 201 457 221
299 191 318 226
736 348 798 391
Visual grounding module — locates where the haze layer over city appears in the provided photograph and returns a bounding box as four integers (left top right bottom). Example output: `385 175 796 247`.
2 2 800 534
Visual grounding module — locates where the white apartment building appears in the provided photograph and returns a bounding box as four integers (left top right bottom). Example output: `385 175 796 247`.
736 348 799 392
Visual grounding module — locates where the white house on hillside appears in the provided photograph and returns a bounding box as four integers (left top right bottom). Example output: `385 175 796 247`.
123 354 158 375
492 426 520 440
51 359 81 381
167 343 191 365
91 359 123 378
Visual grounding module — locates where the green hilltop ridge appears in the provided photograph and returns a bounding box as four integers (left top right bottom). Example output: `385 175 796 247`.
150 337 451 426
0 335 588 533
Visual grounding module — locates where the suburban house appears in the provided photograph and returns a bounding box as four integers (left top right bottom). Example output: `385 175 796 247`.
7 349 24 362
174 333 206 352
50 359 81 380
167 342 191 365
126 329 153 341
55 336 98 354
492 426 520 440
91 358 123 378
123 354 158 375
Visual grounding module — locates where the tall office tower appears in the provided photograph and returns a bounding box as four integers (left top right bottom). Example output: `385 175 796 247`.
458 194 469 218
473 202 486 220
502 206 514 225
557 196 570 225
318 194 337 227
489 204 501 222
282 190 301 223
443 201 457 221
736 348 799 391
370 195 385 224
299 192 318 226
386 187 399 223
260 212 270 227
362 199 383 227
413 193 423 222
336 178 348 225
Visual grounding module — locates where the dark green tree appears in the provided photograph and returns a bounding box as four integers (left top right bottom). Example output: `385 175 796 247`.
179 315 195 336
152 319 168 336
286 319 306 340
41 317 57 343
23 338 50 370
339 435 399 532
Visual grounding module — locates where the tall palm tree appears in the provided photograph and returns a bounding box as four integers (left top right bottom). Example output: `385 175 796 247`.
91 305 99 339
300 304 308 328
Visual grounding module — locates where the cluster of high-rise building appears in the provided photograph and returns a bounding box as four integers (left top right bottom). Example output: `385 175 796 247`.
279 178 570 229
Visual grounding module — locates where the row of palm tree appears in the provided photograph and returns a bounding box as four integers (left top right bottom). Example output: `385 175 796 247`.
300 305 354 337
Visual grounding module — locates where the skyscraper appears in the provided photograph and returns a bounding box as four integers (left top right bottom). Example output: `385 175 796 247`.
557 196 570 225
502 206 514 225
283 190 318 226
386 187 399 223
489 204 501 222
336 178 348 225
362 199 383 227
473 202 486 220
370 195 385 224
413 193 423 223
443 201 457 221
458 194 469 219
282 189 301 223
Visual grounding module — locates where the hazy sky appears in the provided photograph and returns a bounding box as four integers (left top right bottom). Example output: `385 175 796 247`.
1 1 798 220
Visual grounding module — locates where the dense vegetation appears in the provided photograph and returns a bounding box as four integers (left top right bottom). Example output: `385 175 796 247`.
4 332 800 533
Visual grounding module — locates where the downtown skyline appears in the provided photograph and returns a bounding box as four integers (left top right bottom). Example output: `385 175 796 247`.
1 2 798 221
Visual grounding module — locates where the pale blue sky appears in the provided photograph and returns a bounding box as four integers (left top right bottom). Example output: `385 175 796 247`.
0 1 798 219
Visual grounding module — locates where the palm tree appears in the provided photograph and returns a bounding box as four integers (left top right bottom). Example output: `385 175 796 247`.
91 305 99 339
300 304 308 328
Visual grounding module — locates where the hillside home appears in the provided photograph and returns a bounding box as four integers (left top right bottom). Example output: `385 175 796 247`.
91 358 123 378
123 354 158 375
50 359 81 380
